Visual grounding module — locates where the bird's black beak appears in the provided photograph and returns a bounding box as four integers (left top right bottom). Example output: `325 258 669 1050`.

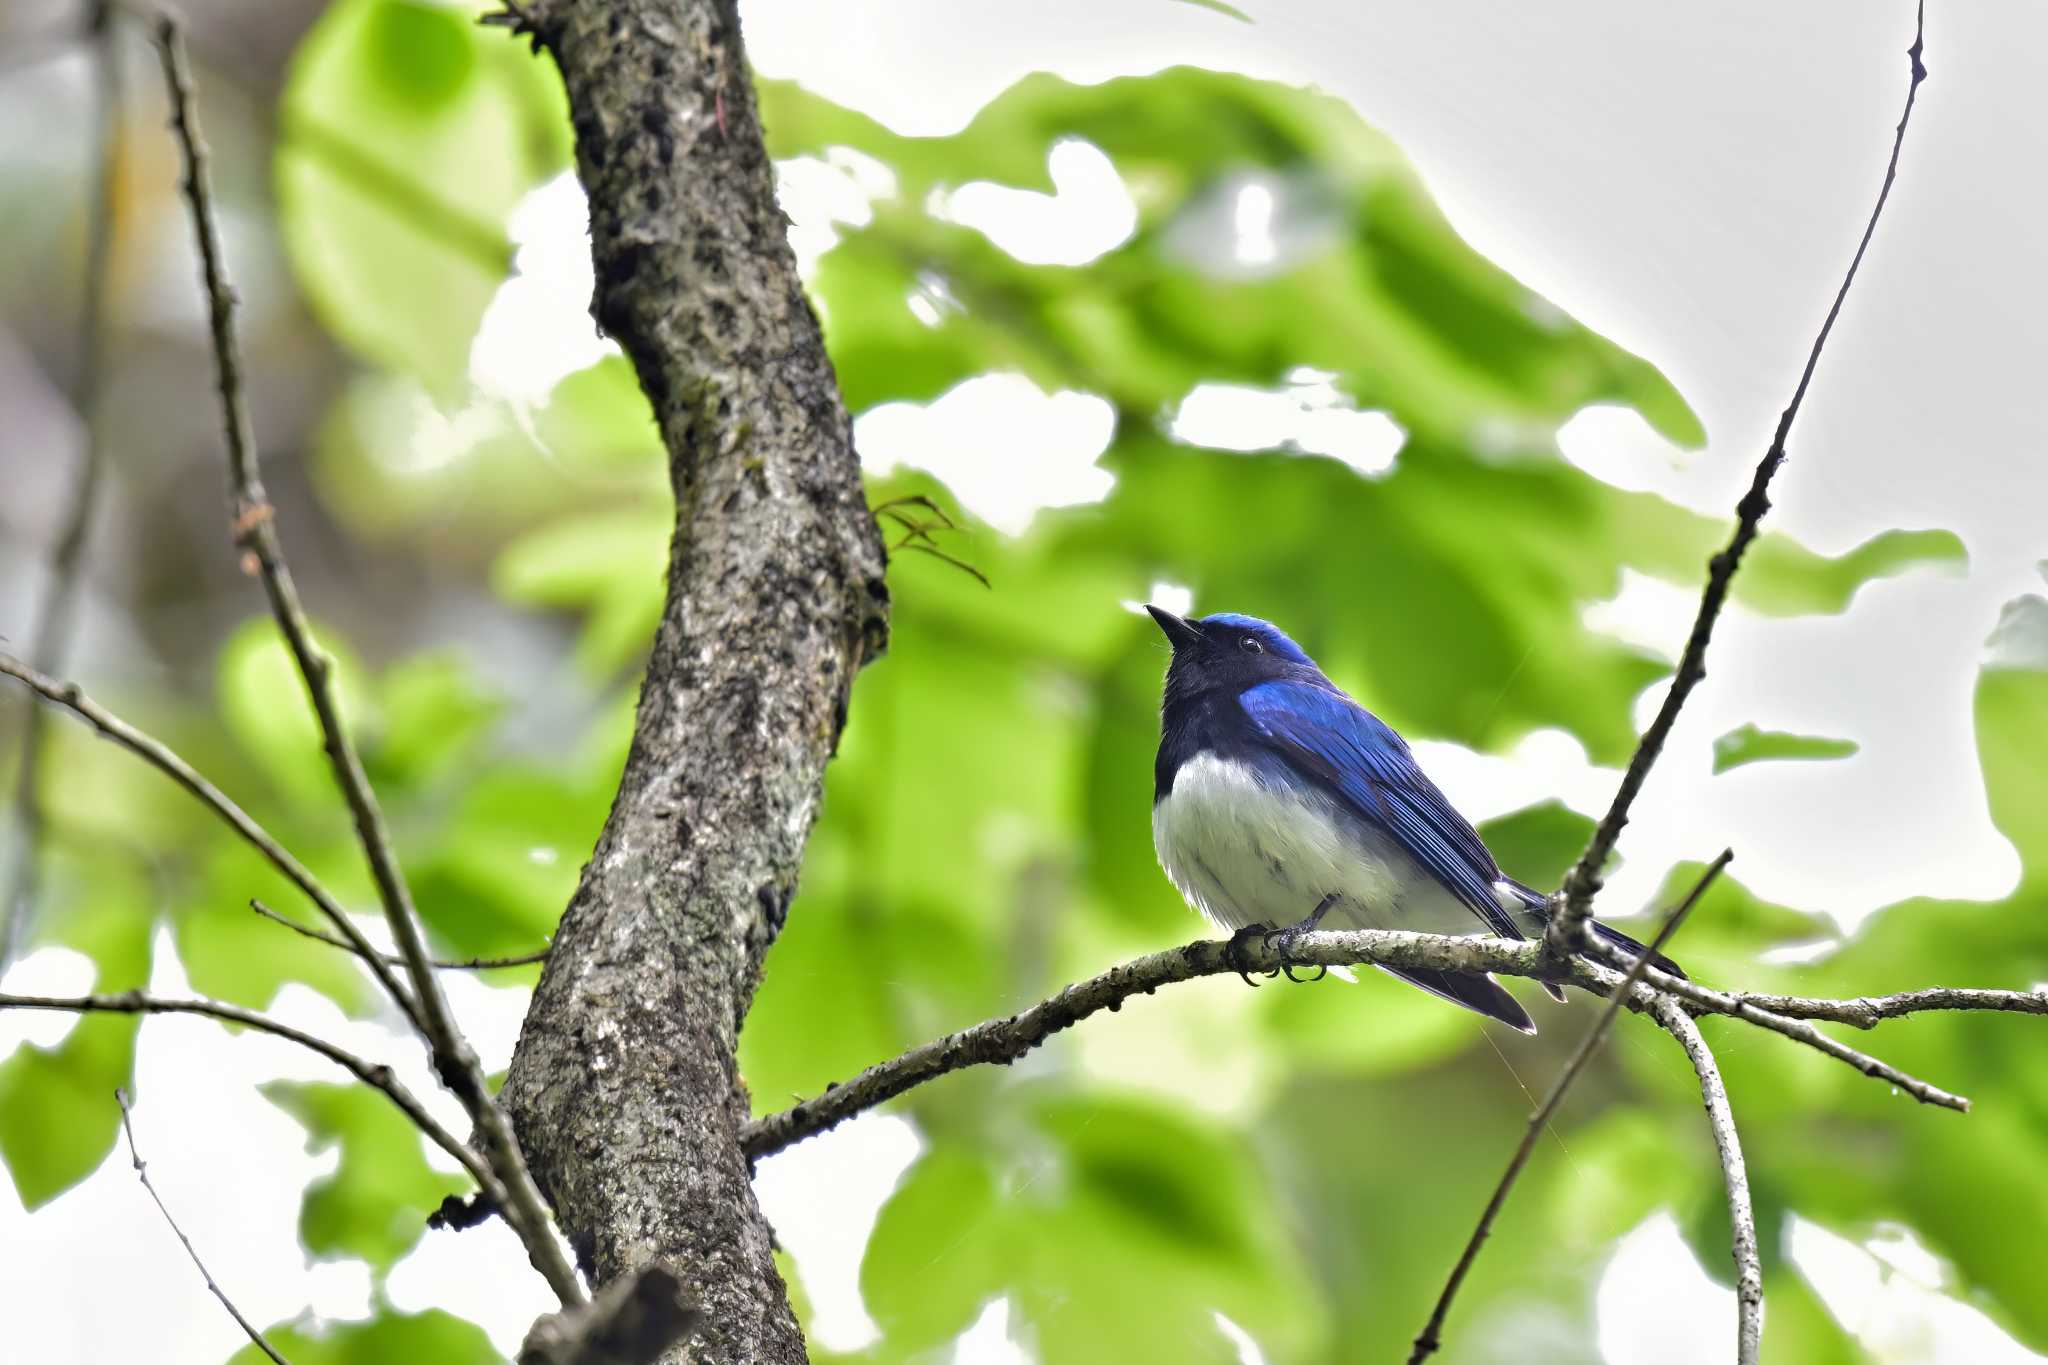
1146 605 1203 651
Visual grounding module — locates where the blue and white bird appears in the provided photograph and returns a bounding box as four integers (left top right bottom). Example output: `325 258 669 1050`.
1146 606 1679 1033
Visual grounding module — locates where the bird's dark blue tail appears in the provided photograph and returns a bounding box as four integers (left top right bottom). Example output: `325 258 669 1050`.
1382 966 1537 1034
1379 911 1682 1034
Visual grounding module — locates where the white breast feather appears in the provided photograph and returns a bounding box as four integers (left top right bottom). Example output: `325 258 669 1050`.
1152 752 1401 932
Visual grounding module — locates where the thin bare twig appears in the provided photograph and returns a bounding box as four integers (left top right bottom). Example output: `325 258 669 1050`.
737 918 1985 1161
0 990 494 1194
252 901 550 971
1651 996 1764 1364
116 1088 295 1365
2 0 124 972
0 653 420 1030
871 494 989 587
1727 986 2048 1028
1585 940 1970 1111
149 15 582 1306
1407 851 1733 1365
1550 0 1930 956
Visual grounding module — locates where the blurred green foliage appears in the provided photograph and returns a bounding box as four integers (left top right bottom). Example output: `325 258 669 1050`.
0 848 153 1206
0 3 2033 1363
262 1078 467 1274
277 0 566 388
227 1308 500 1365
1711 724 1860 774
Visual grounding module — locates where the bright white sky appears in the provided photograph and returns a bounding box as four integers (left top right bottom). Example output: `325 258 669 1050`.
6 0 2048 1361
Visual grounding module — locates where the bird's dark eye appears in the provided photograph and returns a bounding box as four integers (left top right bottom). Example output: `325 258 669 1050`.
1239 636 1263 654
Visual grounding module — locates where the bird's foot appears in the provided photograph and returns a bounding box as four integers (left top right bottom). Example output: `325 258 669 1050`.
1223 923 1278 987
1262 894 1339 982
1261 923 1328 982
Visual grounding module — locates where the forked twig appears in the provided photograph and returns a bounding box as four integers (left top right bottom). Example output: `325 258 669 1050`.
1407 851 1733 1365
116 1089 295 1365
1586 940 1969 1111
1550 0 1930 956
0 653 421 1031
872 493 989 586
149 14 581 1306
252 901 549 971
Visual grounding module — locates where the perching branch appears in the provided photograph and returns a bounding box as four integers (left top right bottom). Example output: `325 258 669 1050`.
1 0 123 972
0 990 495 1196
1550 0 1930 957
736 920 2011 1161
116 1089 295 1365
1650 997 1764 1365
1407 850 1733 1365
0 652 420 1031
149 15 581 1308
252 901 550 972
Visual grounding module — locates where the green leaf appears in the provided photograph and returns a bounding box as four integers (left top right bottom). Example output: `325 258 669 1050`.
1171 0 1254 21
1478 800 1598 892
1735 527 1966 616
1539 1109 1696 1254
0 1015 142 1208
743 893 999 1115
1062 432 1675 762
367 651 502 790
261 1080 467 1274
765 68 1704 448
35 705 210 851
1711 724 1859 775
215 617 374 809
1609 506 1965 619
1081 622 1221 935
26 841 158 987
860 1144 1005 1352
0 844 155 1207
534 356 667 472
493 506 672 675
173 839 376 1016
276 0 569 388
1763 1267 1863 1365
1977 654 2048 888
860 1097 1327 1364
1683 1168 1794 1285
228 1308 501 1365
748 65 1959 776
406 766 603 961
312 366 669 545
1268 1062 1610 1362
1257 965 1481 1078
1639 862 1834 965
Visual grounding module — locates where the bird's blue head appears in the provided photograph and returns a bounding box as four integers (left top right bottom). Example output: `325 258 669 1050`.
1146 606 1323 705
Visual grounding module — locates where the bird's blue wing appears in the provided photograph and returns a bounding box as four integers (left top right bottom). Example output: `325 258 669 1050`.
1238 680 1521 939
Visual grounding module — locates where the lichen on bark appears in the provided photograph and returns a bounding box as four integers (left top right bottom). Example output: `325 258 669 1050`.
493 2 888 1361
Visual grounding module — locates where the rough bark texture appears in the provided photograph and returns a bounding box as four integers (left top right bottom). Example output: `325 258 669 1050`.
495 2 889 1361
